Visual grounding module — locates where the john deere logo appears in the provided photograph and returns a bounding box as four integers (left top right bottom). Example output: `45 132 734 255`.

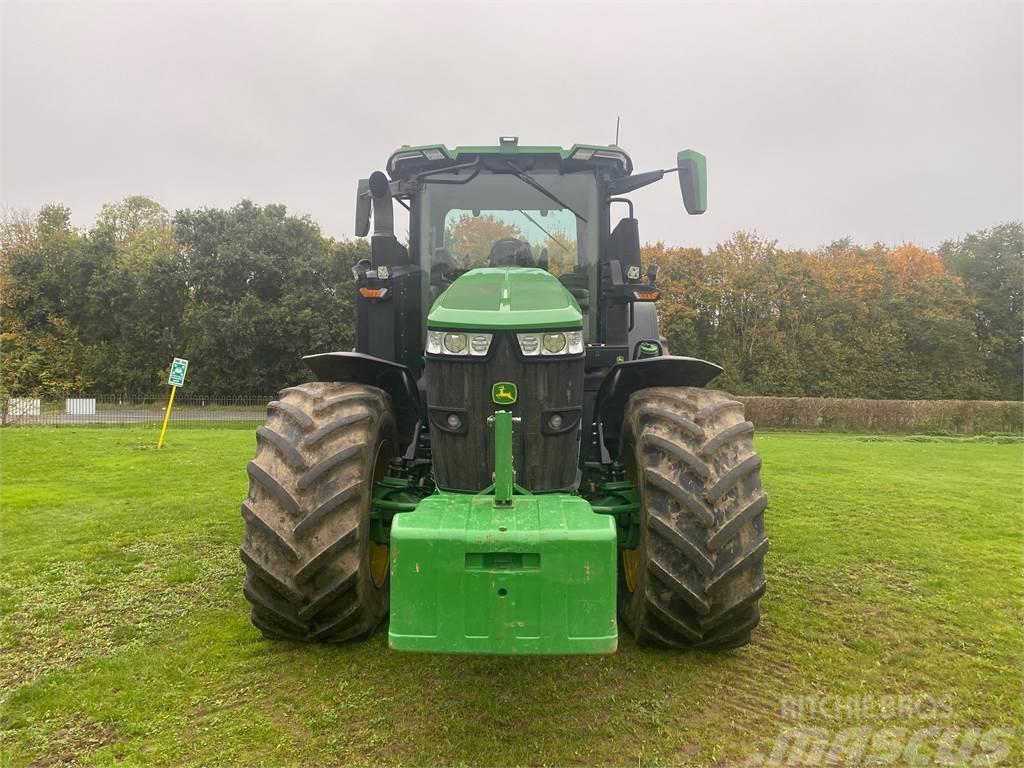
492 382 517 405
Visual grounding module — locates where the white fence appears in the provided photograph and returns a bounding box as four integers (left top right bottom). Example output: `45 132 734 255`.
2 394 273 428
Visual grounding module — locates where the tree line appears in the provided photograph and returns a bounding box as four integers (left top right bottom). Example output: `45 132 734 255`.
650 228 1022 400
1 196 1020 401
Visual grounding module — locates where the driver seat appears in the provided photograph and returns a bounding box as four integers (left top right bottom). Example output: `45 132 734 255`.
489 238 535 267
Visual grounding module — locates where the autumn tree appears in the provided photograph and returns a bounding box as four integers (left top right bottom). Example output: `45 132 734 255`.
940 223 1024 399
643 233 996 400
641 241 707 358
0 206 97 410
444 214 523 267
881 245 986 398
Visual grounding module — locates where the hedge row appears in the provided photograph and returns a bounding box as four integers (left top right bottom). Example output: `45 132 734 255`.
738 397 1023 435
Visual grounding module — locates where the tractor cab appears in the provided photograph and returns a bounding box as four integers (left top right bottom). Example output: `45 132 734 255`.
407 144 603 339
352 137 707 378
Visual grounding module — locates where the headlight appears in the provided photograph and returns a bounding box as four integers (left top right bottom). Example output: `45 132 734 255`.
542 333 567 355
518 331 583 357
428 330 492 356
469 333 492 356
517 333 540 356
443 333 468 355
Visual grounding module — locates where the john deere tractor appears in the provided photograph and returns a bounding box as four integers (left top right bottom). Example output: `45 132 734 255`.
240 138 767 653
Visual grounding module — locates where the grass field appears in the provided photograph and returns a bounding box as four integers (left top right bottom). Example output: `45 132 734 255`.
1 428 1021 767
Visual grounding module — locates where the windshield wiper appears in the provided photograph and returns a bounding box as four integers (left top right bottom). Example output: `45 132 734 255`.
517 210 572 255
503 161 588 223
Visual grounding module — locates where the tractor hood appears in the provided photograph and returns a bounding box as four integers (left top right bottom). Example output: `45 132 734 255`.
427 267 582 330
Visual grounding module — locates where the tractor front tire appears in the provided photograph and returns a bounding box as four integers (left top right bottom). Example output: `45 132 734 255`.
240 382 394 642
619 387 768 649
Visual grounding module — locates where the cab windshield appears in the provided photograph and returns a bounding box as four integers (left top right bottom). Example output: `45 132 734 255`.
416 169 600 337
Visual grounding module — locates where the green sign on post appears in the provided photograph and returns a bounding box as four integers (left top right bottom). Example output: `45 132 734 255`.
158 357 188 449
168 358 189 387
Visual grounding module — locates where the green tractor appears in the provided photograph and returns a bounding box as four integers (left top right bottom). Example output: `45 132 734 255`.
240 138 767 654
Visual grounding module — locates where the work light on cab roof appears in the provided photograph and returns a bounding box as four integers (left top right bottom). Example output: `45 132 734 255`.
238 135 768 658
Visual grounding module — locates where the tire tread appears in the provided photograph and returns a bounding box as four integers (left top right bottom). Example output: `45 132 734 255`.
619 386 768 650
240 381 392 643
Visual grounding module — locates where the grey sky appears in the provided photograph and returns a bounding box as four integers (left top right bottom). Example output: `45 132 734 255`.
2 1 1021 251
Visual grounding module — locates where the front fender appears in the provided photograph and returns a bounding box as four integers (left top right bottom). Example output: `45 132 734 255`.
593 356 722 460
303 352 421 453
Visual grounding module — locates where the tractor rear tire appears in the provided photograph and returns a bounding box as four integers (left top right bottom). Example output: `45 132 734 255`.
240 382 395 642
618 387 768 650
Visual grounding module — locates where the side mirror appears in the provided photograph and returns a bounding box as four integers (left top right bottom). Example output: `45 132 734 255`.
676 150 707 215
647 264 659 285
354 178 371 237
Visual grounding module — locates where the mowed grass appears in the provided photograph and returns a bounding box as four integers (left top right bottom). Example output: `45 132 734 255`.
1 428 1021 767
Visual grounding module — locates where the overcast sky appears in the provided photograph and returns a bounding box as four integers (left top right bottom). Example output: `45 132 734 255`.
1 1 1021 251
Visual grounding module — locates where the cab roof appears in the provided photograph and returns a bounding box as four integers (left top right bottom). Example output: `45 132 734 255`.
386 137 634 180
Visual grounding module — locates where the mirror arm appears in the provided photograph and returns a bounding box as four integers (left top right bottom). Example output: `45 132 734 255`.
606 168 676 195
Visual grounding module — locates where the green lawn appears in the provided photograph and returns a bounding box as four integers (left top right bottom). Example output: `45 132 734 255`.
1 428 1021 767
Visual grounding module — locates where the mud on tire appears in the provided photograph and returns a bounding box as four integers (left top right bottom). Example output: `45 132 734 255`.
240 382 395 642
619 387 768 649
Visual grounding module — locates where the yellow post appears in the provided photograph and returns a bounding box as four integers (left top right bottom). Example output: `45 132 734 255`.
157 385 177 449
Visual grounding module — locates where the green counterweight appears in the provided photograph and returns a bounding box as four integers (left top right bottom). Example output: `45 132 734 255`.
388 407 618 655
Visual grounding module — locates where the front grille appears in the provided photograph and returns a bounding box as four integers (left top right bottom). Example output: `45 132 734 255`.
425 333 584 492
